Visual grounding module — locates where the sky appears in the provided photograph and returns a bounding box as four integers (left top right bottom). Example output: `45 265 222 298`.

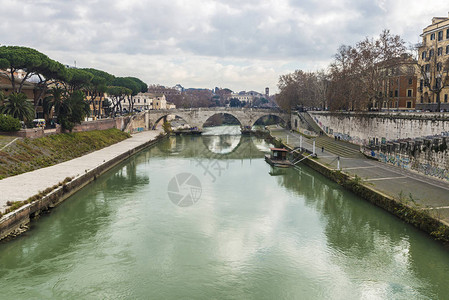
0 0 448 93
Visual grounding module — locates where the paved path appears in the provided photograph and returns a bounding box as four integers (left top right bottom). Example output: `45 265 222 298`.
0 130 162 212
270 127 449 224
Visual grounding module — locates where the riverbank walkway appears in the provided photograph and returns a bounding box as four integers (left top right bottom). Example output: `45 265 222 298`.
0 130 162 212
270 127 449 225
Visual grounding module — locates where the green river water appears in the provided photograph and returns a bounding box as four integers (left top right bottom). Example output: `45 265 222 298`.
1 126 449 299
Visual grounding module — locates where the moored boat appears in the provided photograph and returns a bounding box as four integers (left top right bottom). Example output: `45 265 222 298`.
265 148 292 168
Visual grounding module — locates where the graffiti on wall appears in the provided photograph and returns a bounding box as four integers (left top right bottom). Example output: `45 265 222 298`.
372 151 449 181
377 152 411 169
417 163 449 181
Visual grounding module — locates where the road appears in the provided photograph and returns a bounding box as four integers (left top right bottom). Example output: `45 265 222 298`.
270 127 449 224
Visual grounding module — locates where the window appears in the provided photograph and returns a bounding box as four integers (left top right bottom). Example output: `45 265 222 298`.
394 90 398 97
446 45 449 54
408 78 413 85
447 29 449 39
422 51 426 59
437 62 443 71
425 64 430 72
438 31 443 41
407 89 413 97
407 101 412 108
431 33 435 40
438 47 443 56
429 49 434 58
420 79 424 91
395 101 399 108
389 91 393 97
445 94 448 103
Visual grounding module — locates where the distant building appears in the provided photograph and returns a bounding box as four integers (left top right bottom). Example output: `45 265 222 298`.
151 94 167 110
226 93 254 104
0 70 41 118
265 87 269 97
375 55 418 110
416 13 449 111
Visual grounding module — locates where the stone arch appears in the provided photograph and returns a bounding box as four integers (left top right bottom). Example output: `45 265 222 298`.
201 112 245 129
251 114 288 127
151 113 192 130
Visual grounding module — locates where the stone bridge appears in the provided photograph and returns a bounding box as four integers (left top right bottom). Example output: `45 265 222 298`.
125 107 289 133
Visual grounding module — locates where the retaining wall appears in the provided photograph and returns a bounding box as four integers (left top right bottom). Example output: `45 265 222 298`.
310 111 449 145
0 117 130 139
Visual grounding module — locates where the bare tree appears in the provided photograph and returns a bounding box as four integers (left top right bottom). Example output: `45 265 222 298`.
328 30 407 111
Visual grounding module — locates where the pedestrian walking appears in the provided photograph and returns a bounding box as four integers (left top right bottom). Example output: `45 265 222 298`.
321 146 324 152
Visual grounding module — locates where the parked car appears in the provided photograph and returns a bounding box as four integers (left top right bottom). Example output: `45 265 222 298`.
33 119 46 128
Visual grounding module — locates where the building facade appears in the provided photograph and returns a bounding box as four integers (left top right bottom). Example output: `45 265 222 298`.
119 93 173 111
378 56 418 110
417 13 449 111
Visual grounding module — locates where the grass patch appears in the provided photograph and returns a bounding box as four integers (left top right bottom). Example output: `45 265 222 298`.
0 129 129 179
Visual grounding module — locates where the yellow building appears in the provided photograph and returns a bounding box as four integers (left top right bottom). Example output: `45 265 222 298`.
85 91 106 119
417 13 449 111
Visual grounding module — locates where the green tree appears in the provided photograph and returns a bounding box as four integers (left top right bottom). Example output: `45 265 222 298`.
83 68 115 118
0 91 4 107
107 86 132 116
0 46 60 93
43 87 69 122
230 98 242 107
58 91 90 131
1 93 34 122
126 77 148 93
0 114 21 132
65 68 93 93
113 77 145 113
33 59 67 111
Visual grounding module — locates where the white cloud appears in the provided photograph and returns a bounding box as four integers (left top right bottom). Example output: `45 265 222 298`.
1 0 449 92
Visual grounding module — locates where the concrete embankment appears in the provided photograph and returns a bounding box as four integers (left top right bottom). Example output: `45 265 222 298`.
272 133 449 244
0 130 165 241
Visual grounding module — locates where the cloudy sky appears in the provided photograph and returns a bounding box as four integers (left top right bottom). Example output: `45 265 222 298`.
0 0 448 93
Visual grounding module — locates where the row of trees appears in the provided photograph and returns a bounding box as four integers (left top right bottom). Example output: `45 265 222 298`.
276 29 449 112
0 46 148 130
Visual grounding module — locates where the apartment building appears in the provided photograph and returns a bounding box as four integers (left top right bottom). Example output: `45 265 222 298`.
416 13 449 111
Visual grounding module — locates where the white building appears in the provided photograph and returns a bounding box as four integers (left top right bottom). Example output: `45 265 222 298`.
120 93 174 111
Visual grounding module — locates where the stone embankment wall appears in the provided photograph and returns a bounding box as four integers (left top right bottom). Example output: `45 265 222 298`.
124 112 148 134
309 111 449 145
0 117 130 139
290 113 318 136
366 137 449 181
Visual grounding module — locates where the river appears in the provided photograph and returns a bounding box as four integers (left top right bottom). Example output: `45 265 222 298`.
1 126 449 299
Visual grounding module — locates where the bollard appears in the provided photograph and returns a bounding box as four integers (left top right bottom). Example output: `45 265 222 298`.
313 140 316 155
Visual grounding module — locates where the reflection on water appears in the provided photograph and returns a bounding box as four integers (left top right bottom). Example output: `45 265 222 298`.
1 126 449 299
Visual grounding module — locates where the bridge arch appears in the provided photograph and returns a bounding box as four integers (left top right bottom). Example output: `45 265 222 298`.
151 113 193 130
202 112 244 128
251 113 288 128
